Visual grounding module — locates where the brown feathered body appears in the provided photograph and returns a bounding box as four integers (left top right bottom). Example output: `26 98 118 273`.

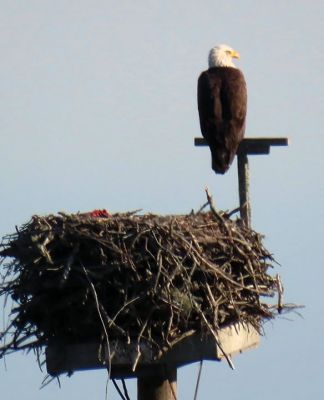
197 67 247 174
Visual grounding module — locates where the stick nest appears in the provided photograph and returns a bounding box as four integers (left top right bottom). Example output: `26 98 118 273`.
0 209 282 363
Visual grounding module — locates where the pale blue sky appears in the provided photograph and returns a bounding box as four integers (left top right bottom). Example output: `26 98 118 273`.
1 1 323 399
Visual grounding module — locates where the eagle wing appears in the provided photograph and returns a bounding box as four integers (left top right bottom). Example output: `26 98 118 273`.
197 68 247 174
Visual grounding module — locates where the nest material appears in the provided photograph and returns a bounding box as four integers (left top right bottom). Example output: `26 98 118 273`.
0 208 281 363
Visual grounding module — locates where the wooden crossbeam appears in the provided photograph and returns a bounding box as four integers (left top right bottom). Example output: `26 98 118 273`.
194 137 289 155
194 137 289 227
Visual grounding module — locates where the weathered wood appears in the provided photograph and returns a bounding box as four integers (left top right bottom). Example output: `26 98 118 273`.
138 368 176 400
237 152 251 226
46 322 260 379
194 137 289 154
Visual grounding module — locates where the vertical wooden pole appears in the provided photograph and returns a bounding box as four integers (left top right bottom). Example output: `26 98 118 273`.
237 152 251 227
137 368 177 400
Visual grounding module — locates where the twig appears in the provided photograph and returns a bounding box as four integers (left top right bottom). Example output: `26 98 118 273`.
122 379 131 400
112 379 127 400
109 296 140 329
196 201 209 214
205 187 224 223
193 361 203 400
276 274 284 314
226 206 241 218
60 244 79 287
132 310 154 372
81 264 112 380
195 303 235 370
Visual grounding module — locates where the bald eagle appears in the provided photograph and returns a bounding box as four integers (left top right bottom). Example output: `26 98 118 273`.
197 44 247 174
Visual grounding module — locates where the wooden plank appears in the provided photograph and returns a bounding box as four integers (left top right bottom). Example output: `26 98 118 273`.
46 322 259 379
194 137 289 155
238 142 270 155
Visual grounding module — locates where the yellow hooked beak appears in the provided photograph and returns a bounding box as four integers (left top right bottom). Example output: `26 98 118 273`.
231 50 240 59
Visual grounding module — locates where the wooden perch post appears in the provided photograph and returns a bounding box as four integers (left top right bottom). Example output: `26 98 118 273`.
194 137 289 226
237 151 251 226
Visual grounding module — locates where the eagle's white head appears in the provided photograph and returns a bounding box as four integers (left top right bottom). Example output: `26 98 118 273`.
208 44 240 68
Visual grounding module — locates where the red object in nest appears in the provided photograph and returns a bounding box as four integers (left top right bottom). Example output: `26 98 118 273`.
84 209 111 218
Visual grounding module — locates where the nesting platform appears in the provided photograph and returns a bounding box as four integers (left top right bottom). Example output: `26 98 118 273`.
0 209 282 378
46 323 259 378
